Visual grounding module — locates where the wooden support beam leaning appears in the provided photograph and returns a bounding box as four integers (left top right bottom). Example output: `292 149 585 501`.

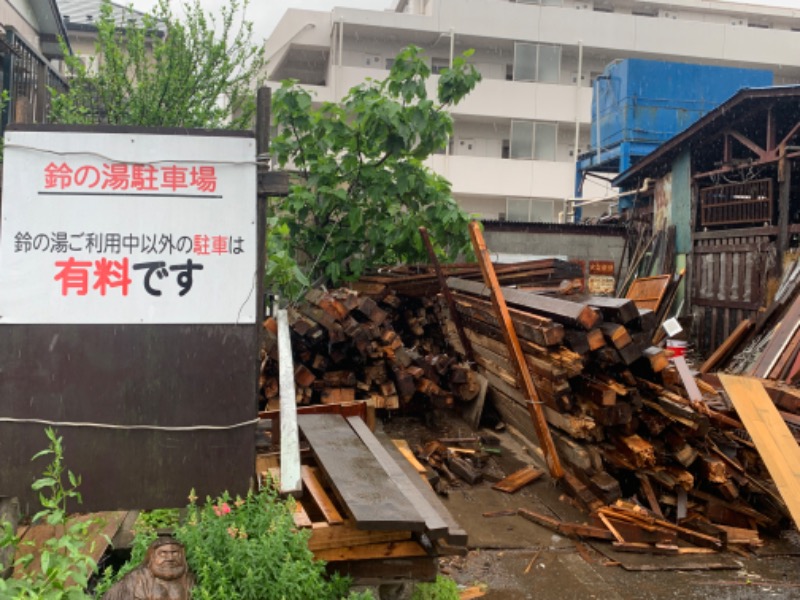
468 221 564 479
277 309 302 497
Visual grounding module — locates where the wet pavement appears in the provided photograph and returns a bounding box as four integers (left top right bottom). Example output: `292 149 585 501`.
381 412 800 599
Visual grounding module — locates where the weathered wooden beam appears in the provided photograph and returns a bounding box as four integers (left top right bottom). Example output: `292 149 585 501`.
448 276 600 330
468 222 564 479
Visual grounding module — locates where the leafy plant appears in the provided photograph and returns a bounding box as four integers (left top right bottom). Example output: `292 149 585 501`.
269 45 481 300
411 575 460 600
0 428 99 599
97 486 371 599
50 0 264 129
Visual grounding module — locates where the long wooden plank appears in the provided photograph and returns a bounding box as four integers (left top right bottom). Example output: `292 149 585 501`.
718 374 800 530
468 222 564 479
313 540 428 562
307 520 412 551
301 466 344 526
277 309 302 496
298 414 426 532
346 416 449 539
699 318 753 374
492 466 544 493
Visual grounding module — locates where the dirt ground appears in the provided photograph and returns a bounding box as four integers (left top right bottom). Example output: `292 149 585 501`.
380 411 800 600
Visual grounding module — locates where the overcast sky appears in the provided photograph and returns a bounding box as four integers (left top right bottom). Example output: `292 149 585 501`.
130 0 800 45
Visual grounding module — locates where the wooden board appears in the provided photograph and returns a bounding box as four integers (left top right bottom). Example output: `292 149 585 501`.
491 466 544 493
307 520 411 552
625 275 671 311
277 309 302 496
313 540 427 562
718 374 800 530
298 414 426 532
301 466 344 526
391 440 428 476
346 416 449 539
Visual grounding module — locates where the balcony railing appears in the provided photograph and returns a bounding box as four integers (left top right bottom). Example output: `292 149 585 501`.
2 28 68 131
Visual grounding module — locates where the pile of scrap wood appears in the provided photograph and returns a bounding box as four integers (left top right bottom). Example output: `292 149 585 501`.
260 287 476 411
709 255 800 384
434 276 795 550
259 260 579 413
261 253 798 556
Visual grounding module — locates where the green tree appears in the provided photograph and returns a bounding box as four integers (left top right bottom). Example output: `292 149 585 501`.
269 46 481 299
50 0 264 129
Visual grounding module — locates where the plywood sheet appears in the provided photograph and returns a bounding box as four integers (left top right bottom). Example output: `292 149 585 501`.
718 374 800 530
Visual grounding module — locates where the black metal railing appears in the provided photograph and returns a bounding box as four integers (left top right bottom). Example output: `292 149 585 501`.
1 28 68 131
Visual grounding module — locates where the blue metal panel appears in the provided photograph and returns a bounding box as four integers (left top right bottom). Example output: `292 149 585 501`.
589 59 772 162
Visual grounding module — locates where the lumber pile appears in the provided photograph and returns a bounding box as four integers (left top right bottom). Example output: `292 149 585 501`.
355 258 583 298
260 258 798 555
260 287 479 413
436 277 793 544
716 254 800 381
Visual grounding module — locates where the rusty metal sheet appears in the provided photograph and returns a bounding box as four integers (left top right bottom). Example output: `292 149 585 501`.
0 324 256 514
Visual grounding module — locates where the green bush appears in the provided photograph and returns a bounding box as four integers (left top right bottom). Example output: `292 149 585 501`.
97 486 372 599
411 575 460 600
0 428 98 600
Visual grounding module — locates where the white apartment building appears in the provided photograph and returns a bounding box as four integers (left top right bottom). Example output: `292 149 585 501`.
264 0 800 223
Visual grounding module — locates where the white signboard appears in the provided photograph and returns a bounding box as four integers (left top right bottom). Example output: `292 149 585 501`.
0 130 257 324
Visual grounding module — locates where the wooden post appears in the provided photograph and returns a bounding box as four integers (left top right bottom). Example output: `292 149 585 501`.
277 309 302 497
418 226 475 362
256 86 271 320
777 150 791 276
0 496 19 579
468 221 564 479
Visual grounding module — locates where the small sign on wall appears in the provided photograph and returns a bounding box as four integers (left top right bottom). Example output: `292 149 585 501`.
0 130 257 324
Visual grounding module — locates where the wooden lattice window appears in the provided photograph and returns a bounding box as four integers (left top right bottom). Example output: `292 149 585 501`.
699 179 773 227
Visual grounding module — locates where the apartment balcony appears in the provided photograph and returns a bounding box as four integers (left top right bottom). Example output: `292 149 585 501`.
333 1 800 72
428 154 609 200
273 65 593 125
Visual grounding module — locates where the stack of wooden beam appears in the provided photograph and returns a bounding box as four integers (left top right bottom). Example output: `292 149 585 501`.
437 277 792 542
356 258 583 298
260 287 479 412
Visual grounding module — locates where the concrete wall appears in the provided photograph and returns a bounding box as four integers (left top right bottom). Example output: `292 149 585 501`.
482 223 626 271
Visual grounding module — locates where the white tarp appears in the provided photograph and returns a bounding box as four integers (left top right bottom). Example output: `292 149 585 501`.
0 130 257 324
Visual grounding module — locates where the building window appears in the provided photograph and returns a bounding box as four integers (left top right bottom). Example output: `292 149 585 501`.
513 43 561 83
514 0 563 4
506 198 555 222
431 57 449 74
385 57 395 70
632 7 657 17
510 121 557 160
